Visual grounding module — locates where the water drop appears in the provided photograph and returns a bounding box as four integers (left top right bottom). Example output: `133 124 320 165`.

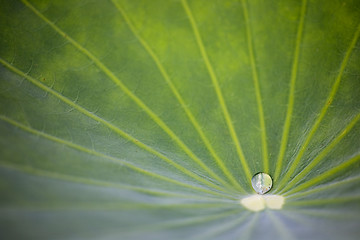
251 172 272 194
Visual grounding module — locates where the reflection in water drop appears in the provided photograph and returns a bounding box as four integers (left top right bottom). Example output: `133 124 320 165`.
251 172 272 194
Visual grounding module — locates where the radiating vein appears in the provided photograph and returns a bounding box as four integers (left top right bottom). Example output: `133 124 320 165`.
287 175 360 199
277 22 360 186
284 154 360 196
110 0 244 192
274 0 307 181
21 0 232 191
242 213 260 240
280 114 360 193
191 212 252 240
96 210 243 237
0 161 235 202
285 208 359 219
241 0 269 172
1 199 234 211
287 196 360 206
122 209 241 233
181 0 252 182
0 116 238 199
0 58 233 195
267 211 296 240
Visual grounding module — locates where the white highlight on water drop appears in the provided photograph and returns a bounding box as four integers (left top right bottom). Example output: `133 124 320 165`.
240 195 265 212
251 172 272 194
240 195 285 212
264 195 285 209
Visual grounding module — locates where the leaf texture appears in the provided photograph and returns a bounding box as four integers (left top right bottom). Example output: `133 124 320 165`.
0 0 359 239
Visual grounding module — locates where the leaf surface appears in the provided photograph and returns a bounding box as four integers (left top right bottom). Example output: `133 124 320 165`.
0 0 359 239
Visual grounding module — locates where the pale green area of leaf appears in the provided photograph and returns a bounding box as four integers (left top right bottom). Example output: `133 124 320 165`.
0 0 359 239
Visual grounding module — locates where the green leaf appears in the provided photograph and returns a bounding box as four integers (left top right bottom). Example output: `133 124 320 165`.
0 0 359 239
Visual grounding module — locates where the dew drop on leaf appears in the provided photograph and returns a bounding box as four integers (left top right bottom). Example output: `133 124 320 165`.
251 172 272 194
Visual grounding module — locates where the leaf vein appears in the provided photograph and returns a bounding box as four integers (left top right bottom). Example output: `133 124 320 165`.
0 58 232 195
241 0 269 173
284 154 360 195
274 0 308 182
280 113 360 193
181 0 252 182
21 0 232 191
111 0 244 192
277 21 360 188
0 161 235 201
